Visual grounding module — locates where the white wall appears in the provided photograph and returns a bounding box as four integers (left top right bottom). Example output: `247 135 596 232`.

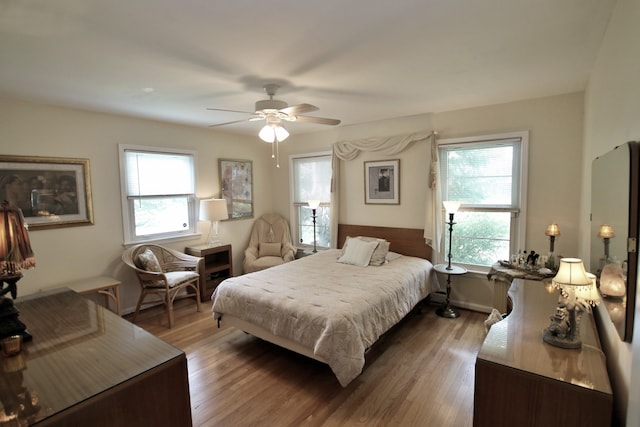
276 92 585 312
0 97 274 312
581 0 640 425
1 86 586 343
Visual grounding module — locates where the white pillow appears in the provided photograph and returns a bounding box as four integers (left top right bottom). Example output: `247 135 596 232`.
340 236 390 266
338 238 379 267
385 251 402 263
362 238 390 266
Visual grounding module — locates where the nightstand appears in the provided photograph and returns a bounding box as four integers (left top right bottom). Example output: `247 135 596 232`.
185 244 233 302
295 248 317 259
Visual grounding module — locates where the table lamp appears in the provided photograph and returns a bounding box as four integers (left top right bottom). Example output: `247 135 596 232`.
598 224 615 261
543 258 599 349
545 223 560 269
0 201 35 342
199 198 228 246
307 200 321 253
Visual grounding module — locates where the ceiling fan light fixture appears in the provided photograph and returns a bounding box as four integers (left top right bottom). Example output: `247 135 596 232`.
275 125 289 141
258 123 289 143
259 124 275 143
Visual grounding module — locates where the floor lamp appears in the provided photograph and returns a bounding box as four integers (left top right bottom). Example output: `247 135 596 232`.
307 200 320 253
436 201 466 319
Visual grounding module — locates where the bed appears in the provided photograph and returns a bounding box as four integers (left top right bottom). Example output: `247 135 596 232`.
211 224 435 387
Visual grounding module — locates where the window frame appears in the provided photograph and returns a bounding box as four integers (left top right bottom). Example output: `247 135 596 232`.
118 144 198 245
289 151 332 250
438 131 529 273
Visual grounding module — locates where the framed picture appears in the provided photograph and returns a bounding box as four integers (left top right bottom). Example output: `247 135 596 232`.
364 159 400 205
0 155 94 229
219 158 253 220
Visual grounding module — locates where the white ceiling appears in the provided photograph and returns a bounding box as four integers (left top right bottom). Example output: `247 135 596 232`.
0 0 616 136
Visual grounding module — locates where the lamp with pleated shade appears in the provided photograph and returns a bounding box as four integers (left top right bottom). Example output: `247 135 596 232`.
0 201 35 341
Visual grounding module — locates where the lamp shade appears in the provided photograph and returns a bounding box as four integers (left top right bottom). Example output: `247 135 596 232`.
274 126 289 141
575 273 600 306
598 224 615 239
443 201 461 214
199 199 228 222
0 202 35 275
307 200 321 210
552 258 591 288
545 223 560 237
259 124 289 143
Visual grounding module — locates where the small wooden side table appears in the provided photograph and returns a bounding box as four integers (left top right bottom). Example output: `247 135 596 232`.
185 244 233 302
433 263 467 318
66 275 122 316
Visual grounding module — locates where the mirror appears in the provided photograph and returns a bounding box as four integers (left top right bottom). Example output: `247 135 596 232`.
590 141 639 342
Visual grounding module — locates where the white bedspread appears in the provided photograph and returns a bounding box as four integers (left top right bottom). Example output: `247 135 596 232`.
211 249 434 387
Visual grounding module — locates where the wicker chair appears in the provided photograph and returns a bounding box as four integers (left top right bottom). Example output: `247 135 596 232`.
122 244 203 328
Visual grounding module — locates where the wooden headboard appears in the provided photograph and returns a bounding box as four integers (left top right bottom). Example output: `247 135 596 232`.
337 224 432 261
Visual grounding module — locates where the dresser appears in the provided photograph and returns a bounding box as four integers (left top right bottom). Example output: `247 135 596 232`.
474 279 612 427
2 289 192 426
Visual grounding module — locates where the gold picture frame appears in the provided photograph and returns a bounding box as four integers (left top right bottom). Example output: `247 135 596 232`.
364 159 400 205
219 158 253 220
0 155 94 229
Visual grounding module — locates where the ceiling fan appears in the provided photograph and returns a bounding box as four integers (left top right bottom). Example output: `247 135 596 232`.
207 84 341 167
207 83 341 132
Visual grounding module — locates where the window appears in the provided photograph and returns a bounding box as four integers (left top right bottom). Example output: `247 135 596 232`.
119 145 197 244
439 132 528 271
290 152 332 249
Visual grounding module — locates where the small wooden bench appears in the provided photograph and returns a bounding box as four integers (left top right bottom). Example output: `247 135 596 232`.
65 276 122 316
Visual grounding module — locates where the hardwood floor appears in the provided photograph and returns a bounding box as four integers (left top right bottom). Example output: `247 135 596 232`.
127 299 487 427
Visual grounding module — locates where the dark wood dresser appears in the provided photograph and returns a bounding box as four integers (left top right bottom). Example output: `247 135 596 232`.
474 279 612 427
2 289 192 426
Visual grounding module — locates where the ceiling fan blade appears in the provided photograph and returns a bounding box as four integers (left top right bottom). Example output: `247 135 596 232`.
208 119 251 127
207 107 255 114
294 115 341 126
279 103 319 116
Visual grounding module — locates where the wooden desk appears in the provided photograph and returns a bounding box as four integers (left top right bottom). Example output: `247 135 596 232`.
2 289 192 426
474 279 612 427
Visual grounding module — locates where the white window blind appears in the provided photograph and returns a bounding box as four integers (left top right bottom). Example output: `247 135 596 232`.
125 150 194 197
119 145 197 243
293 155 332 203
441 139 520 208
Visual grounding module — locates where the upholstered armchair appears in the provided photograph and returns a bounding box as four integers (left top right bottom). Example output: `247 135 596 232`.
122 244 203 328
243 213 296 274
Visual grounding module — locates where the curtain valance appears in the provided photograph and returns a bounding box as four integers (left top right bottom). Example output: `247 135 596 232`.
333 130 434 161
330 130 438 257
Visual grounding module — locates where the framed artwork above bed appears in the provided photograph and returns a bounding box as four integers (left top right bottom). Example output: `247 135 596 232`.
364 159 400 205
